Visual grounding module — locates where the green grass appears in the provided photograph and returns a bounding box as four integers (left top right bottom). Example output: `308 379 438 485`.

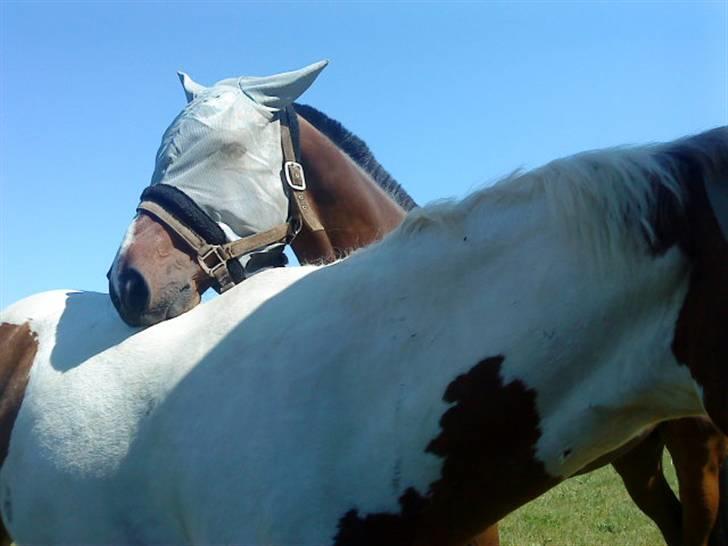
499 454 678 546
8 457 677 546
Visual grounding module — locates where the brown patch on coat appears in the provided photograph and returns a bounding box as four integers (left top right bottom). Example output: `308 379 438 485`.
0 322 37 465
0 322 37 545
661 143 728 434
630 130 728 545
334 356 558 546
671 229 728 434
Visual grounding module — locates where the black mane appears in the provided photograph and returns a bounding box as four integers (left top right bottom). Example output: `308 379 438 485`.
293 103 417 211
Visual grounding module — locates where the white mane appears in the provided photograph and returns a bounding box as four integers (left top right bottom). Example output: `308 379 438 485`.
393 139 696 265
396 127 727 266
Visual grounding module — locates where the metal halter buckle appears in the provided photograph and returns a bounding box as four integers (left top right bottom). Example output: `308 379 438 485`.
199 246 228 276
284 161 307 191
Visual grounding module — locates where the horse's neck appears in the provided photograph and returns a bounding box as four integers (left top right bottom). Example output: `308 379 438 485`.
291 116 407 263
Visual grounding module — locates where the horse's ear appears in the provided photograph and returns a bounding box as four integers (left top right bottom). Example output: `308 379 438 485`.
238 60 328 111
177 72 207 103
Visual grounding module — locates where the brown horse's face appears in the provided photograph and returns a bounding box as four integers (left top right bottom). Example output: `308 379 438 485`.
108 212 209 326
107 62 330 327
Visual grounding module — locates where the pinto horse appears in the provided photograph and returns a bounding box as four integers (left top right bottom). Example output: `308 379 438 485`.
105 62 725 545
0 127 726 545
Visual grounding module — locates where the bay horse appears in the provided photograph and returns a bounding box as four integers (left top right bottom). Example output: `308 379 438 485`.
0 127 726 545
103 62 725 545
107 60 414 328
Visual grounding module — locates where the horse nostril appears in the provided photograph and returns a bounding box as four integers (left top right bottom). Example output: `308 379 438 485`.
118 269 150 316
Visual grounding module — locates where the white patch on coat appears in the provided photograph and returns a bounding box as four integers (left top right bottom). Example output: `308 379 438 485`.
118 217 139 255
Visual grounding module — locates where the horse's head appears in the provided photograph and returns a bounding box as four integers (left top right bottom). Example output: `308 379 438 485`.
108 61 327 326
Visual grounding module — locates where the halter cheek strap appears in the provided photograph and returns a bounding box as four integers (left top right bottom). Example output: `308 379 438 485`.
136 200 292 292
136 106 326 294
280 107 325 234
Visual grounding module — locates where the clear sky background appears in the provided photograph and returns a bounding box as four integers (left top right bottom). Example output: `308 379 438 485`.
1 1 726 308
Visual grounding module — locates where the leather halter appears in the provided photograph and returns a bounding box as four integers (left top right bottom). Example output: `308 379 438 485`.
136 107 326 294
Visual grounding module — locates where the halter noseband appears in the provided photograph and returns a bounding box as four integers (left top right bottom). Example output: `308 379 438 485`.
136 106 326 294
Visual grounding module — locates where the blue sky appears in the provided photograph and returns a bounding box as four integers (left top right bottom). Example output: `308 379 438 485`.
1 1 726 307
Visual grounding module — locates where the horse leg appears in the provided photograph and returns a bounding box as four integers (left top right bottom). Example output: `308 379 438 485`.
612 427 682 546
662 417 728 546
467 524 500 546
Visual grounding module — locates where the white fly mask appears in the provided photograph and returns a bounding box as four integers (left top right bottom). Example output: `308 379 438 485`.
142 60 328 286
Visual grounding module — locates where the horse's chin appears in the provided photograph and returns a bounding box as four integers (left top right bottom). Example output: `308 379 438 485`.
118 286 201 328
163 288 202 321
